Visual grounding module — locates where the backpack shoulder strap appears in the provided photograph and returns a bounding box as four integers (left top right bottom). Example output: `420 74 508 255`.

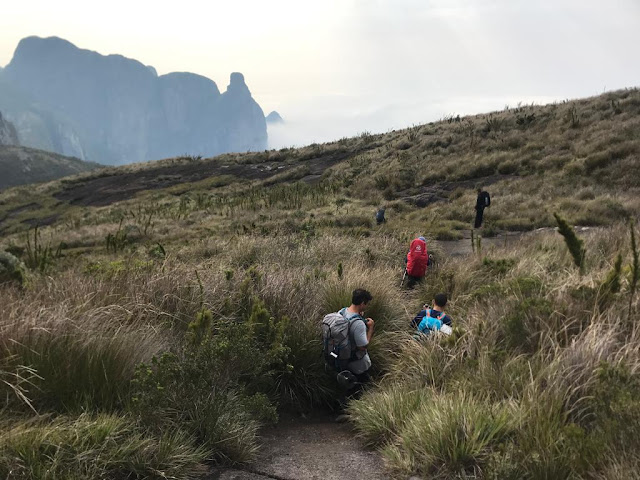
426 308 446 321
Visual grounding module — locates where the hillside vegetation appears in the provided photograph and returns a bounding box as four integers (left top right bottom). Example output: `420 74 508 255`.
1 88 639 479
0 145 101 191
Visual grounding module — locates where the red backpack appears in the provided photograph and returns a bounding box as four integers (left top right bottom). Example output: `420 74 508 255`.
406 238 428 277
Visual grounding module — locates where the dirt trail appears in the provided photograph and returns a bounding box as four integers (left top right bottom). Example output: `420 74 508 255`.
434 226 598 257
206 413 388 480
435 229 527 257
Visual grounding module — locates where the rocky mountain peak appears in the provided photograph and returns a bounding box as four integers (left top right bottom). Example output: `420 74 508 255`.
226 72 250 96
266 111 284 124
0 37 268 164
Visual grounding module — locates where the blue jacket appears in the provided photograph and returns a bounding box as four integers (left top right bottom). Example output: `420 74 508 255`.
411 308 452 332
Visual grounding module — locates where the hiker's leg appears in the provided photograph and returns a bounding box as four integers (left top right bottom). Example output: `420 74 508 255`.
346 371 371 400
474 208 484 228
355 371 371 385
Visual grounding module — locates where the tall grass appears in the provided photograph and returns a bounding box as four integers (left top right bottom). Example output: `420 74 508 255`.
2 182 640 478
347 226 640 478
0 414 207 479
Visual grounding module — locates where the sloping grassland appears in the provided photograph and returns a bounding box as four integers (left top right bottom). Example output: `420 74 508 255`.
1 88 639 479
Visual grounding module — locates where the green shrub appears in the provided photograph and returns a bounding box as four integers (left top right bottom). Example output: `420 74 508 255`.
482 257 516 276
148 243 166 259
333 215 373 229
598 253 622 311
629 221 639 321
132 350 272 463
0 251 26 287
131 302 297 462
590 362 640 451
508 396 601 479
500 297 553 354
554 213 586 273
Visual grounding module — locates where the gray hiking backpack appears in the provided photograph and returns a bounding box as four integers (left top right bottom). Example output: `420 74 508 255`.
322 309 363 371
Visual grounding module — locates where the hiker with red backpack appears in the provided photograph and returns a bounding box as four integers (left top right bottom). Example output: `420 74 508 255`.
403 236 431 288
411 293 453 336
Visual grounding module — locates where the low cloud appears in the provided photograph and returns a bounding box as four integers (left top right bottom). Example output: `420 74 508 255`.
267 93 560 150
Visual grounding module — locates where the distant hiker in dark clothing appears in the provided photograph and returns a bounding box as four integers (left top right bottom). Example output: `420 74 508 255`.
404 236 429 288
474 188 491 229
411 293 453 336
375 207 386 225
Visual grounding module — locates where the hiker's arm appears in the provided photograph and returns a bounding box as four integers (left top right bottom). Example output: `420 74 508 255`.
355 318 374 350
365 318 374 344
411 309 426 328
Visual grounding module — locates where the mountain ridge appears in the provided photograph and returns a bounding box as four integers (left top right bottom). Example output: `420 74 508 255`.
0 36 267 165
0 144 101 191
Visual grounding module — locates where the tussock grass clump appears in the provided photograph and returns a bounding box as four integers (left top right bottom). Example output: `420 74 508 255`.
349 387 431 447
380 392 516 478
1 319 165 413
0 414 207 479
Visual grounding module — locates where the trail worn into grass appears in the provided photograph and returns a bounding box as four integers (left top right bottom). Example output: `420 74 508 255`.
207 413 387 480
434 226 598 257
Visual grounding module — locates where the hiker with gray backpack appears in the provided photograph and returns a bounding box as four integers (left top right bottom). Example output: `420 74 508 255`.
322 289 375 389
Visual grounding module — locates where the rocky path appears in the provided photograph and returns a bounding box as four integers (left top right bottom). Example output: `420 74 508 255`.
205 413 388 480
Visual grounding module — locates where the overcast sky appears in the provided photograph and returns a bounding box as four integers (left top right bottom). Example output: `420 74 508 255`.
2 0 639 148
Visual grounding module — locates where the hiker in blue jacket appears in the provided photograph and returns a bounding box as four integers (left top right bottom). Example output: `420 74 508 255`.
411 293 453 335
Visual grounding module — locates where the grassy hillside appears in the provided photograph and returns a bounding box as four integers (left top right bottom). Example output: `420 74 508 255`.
1 88 639 479
0 87 638 238
0 145 101 190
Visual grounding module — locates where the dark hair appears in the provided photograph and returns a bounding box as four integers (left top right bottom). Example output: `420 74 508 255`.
434 293 448 308
477 187 483 193
352 289 373 306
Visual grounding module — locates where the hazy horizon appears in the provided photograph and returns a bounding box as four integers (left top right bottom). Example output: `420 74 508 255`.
3 0 640 150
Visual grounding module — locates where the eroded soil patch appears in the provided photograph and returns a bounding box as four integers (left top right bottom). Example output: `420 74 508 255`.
53 150 361 207
400 174 516 207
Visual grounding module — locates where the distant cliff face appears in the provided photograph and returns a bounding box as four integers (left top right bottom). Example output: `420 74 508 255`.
0 36 267 165
0 111 19 146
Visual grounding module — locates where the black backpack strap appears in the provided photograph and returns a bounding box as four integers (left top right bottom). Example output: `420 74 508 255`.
344 311 366 362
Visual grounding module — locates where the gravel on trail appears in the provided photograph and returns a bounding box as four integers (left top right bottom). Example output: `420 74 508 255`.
206 412 388 480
